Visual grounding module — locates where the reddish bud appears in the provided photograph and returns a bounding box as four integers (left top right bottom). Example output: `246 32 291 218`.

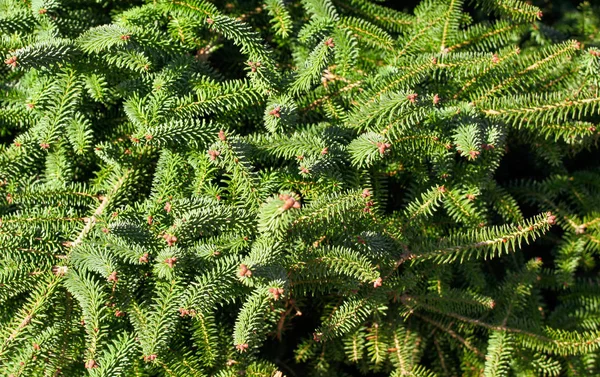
124 149 132 155
547 212 557 225
163 234 177 246
492 54 500 64
218 129 226 141
33 343 40 351
438 185 447 193
38 8 47 14
85 360 98 369
590 50 600 57
120 35 130 41
139 253 149 263
407 93 418 103
4 56 17 68
269 106 281 118
206 17 214 25
269 287 284 300
465 193 476 201
179 307 190 317
313 332 322 342
144 354 157 362
164 257 177 268
164 202 172 213
376 142 391 154
292 201 301 209
373 277 383 288
433 94 440 105
40 142 50 150
362 189 371 198
431 57 437 64
300 167 310 175
107 271 118 282
147 216 153 225
324 38 335 48
115 310 124 317
26 103 35 110
238 264 252 278
208 150 220 160
13 142 22 148
469 150 480 159
144 134 153 141
236 343 249 352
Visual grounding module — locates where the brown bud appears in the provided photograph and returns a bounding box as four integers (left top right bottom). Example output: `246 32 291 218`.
85 360 98 369
33 343 40 351
115 310 124 317
107 271 118 282
164 257 177 268
376 142 391 155
38 8 47 14
179 307 190 317
373 277 383 288
238 264 252 277
269 287 284 300
4 56 17 68
269 106 281 118
144 354 157 362
236 343 249 352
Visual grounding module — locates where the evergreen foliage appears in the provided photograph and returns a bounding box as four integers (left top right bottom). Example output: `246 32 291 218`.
1 0 600 376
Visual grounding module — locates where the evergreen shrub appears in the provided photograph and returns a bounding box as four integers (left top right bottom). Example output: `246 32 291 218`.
1 0 600 375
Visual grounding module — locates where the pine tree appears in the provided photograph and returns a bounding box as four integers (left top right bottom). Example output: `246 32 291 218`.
1 0 600 376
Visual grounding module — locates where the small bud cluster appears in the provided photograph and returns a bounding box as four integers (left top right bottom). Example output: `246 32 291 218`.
373 277 383 288
269 287 284 300
4 56 17 68
163 233 177 246
269 106 281 118
279 194 301 210
236 343 249 352
164 257 177 268
238 264 252 278
376 141 391 155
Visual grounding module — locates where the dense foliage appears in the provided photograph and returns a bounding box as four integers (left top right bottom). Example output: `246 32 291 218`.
1 0 600 376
